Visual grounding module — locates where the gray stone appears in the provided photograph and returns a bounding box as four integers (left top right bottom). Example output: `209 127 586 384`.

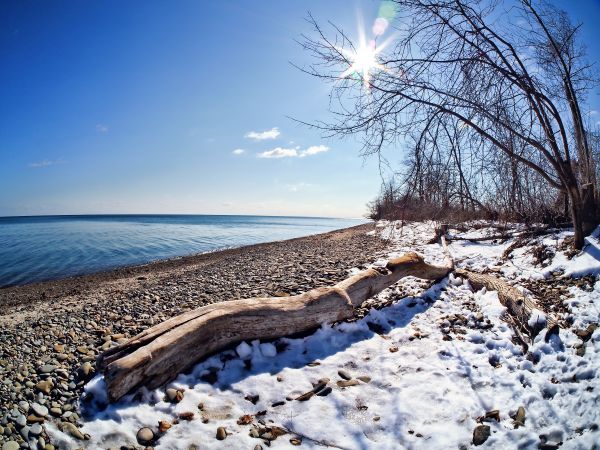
136 427 154 445
18 401 30 413
2 441 20 450
31 404 48 418
29 424 42 436
39 365 56 374
472 425 491 446
338 369 352 380
15 414 27 428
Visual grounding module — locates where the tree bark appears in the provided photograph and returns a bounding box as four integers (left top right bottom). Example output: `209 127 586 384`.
98 252 452 402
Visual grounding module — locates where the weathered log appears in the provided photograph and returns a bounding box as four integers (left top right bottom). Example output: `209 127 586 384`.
435 225 560 342
456 269 560 340
98 252 452 402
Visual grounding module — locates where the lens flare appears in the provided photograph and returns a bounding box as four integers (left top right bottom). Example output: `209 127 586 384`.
340 39 383 87
339 2 396 88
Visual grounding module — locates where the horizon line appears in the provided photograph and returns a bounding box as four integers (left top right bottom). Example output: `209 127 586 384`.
0 212 369 221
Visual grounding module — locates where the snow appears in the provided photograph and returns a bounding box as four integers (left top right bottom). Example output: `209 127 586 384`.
235 341 252 359
52 222 600 449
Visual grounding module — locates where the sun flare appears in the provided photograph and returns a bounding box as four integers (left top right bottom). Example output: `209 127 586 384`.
340 42 383 87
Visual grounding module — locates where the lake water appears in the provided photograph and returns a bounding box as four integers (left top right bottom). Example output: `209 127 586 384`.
0 215 366 287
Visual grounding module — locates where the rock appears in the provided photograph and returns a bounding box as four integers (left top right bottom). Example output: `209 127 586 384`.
35 381 53 394
472 425 490 446
290 437 302 445
315 386 332 396
165 388 183 403
513 406 526 428
216 427 227 440
18 401 30 413
158 420 171 433
484 410 500 422
357 376 371 383
39 365 56 374
338 369 352 380
27 415 44 424
337 380 359 388
31 403 48 418
295 391 314 401
29 423 42 436
60 422 85 440
80 362 93 377
254 445 263 450
244 394 259 405
2 441 20 450
136 427 154 445
53 344 65 353
15 414 26 427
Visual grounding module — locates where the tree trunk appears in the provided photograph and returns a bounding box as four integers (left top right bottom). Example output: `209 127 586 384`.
98 253 452 402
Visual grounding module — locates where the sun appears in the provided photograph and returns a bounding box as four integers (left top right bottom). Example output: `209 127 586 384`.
341 42 383 87
338 14 391 89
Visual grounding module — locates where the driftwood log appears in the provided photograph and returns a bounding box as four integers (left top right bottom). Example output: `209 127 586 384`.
98 226 560 402
435 224 560 344
98 252 452 402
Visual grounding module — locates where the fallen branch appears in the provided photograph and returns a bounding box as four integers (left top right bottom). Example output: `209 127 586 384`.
434 225 560 342
98 252 452 402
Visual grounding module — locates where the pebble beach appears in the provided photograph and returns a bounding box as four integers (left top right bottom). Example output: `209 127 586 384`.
0 223 385 449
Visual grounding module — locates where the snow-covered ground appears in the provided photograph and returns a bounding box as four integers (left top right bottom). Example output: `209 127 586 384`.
49 221 600 449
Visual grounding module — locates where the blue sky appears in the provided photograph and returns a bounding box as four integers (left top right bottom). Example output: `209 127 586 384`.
1 1 599 218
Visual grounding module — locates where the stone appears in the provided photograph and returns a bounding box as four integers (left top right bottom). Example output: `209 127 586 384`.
165 388 183 403
29 423 42 436
216 427 227 440
18 401 30 413
15 414 26 427
513 406 526 428
338 369 352 380
35 381 53 394
472 425 491 446
158 420 171 433
337 380 359 388
39 365 56 374
357 376 371 383
484 410 500 422
60 422 85 440
315 386 332 396
80 362 93 377
136 427 154 445
2 441 20 450
31 403 48 418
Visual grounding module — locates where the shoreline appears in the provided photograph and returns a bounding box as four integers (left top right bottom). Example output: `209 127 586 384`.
0 222 386 447
0 223 379 317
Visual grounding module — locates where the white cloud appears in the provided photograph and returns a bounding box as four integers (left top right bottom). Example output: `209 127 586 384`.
96 124 108 133
245 127 280 140
256 144 331 159
28 159 65 168
232 149 246 155
300 145 329 157
257 147 298 159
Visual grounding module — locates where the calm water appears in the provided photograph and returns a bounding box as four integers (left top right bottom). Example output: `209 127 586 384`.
0 215 366 288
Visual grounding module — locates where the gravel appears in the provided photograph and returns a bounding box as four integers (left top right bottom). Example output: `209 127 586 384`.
0 223 384 447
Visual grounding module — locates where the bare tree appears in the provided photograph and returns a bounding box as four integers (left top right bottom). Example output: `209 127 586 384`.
299 0 598 248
